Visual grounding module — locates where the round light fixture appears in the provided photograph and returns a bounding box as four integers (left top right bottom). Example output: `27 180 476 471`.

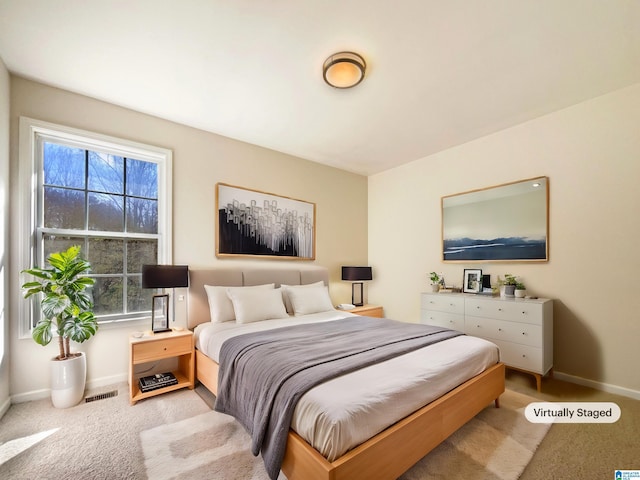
323 51 366 89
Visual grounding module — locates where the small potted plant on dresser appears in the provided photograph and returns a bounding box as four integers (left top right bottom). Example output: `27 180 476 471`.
514 281 527 298
497 274 518 298
21 245 98 408
429 272 442 292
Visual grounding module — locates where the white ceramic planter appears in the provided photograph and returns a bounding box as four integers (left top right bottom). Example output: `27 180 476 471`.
514 289 526 298
500 285 516 298
50 352 86 408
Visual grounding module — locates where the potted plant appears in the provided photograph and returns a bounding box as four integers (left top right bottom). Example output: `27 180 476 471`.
21 245 98 408
429 272 442 292
497 274 518 298
514 281 527 298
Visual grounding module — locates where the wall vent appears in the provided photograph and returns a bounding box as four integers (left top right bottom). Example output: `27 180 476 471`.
85 390 118 403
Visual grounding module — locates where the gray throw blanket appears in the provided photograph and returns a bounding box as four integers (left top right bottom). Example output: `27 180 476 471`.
214 316 463 480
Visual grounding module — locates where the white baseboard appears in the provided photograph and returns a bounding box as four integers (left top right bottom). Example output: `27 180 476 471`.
554 370 640 401
10 372 129 405
0 396 11 418
11 388 50 404
85 372 128 391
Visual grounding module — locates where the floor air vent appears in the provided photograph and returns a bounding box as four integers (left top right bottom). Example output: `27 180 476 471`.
85 390 118 403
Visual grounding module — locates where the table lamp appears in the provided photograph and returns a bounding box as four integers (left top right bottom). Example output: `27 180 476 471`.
341 266 373 307
142 265 189 332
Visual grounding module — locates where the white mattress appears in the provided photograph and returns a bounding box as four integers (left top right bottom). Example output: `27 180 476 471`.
194 311 500 461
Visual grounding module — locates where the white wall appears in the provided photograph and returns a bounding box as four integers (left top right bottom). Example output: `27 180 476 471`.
0 58 10 414
8 76 368 401
368 82 640 396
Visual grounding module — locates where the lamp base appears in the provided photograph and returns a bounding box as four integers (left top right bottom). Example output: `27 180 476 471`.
351 282 364 307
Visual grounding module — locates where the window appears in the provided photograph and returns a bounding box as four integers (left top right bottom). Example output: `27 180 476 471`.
19 117 172 335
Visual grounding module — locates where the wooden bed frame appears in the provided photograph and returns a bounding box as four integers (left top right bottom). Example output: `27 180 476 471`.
188 266 505 480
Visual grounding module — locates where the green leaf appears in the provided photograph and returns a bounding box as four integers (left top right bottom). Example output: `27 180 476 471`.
32 318 54 346
63 311 98 343
41 294 70 319
74 276 96 287
22 286 43 299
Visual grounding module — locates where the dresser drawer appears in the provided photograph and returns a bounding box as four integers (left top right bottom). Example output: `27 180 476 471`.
465 315 542 347
421 310 464 331
465 298 543 324
491 339 543 373
132 335 192 363
420 294 465 315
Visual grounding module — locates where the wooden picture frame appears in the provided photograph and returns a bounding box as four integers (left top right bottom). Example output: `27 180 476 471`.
463 269 482 293
442 177 549 262
216 183 316 260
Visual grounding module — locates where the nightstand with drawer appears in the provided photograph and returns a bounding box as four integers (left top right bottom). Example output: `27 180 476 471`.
129 329 195 405
347 304 384 318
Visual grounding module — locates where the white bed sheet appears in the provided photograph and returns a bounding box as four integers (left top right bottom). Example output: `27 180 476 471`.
194 311 500 461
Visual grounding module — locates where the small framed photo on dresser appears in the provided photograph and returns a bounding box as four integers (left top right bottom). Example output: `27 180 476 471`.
463 269 482 293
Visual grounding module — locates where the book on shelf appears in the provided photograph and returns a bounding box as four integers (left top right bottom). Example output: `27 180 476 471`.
138 372 178 392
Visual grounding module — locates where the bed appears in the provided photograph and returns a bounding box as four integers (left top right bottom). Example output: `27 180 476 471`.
188 266 505 480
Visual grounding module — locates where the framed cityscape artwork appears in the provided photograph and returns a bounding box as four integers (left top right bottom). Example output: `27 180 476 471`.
216 183 315 260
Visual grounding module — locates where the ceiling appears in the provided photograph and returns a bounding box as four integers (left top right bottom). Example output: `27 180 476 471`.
1 1 639 176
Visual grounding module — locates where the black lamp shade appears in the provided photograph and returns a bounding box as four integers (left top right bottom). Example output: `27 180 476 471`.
142 265 189 289
341 266 373 281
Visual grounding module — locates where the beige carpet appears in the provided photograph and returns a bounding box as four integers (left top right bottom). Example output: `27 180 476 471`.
141 387 549 480
399 389 550 480
0 384 549 480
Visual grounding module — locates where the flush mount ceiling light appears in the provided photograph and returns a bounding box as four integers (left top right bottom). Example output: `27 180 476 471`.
323 51 366 89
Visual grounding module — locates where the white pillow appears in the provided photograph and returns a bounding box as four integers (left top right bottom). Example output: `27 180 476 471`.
204 283 274 323
287 285 334 316
281 281 325 314
226 287 288 324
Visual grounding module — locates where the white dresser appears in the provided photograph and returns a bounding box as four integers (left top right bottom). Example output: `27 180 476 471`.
420 292 553 391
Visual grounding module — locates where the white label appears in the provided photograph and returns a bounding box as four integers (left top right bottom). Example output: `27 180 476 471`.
524 402 621 423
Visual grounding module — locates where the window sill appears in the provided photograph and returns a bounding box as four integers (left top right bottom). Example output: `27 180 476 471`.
97 316 151 331
18 316 153 340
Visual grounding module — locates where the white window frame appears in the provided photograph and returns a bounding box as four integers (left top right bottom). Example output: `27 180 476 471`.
18 117 173 338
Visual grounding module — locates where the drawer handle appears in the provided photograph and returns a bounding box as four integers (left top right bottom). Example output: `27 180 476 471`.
498 308 502 312
521 311 527 315
522 354 526 358
476 306 480 309
476 324 481 328
498 328 502 331
522 332 526 335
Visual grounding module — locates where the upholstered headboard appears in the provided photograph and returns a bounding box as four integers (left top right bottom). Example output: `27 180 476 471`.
187 266 329 329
